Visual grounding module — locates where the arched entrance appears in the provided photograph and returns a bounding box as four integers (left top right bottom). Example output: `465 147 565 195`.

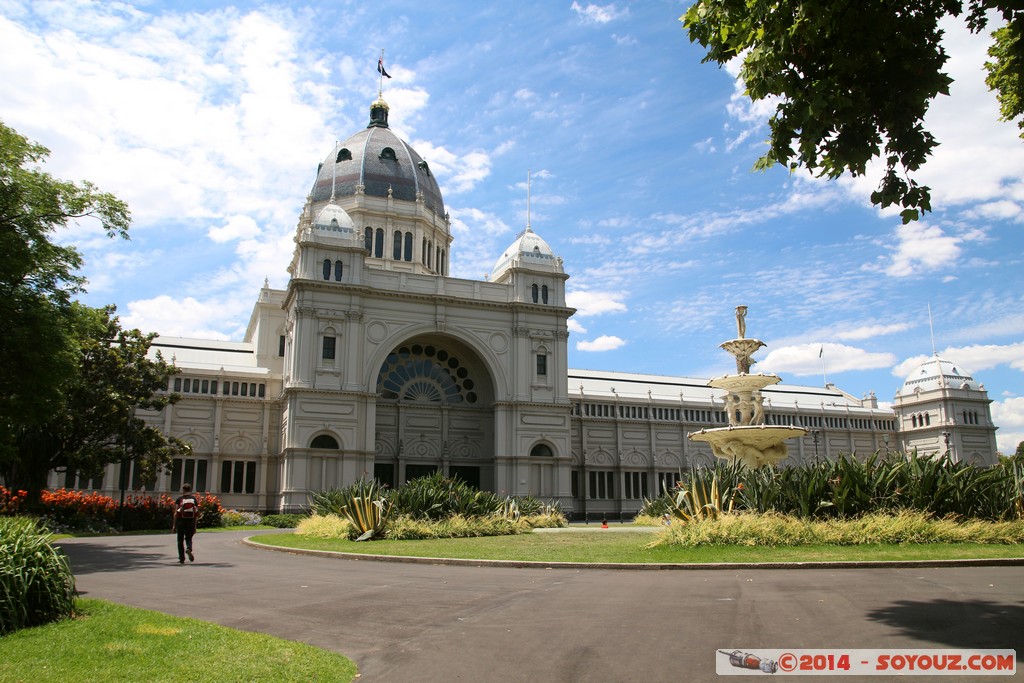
372 335 495 490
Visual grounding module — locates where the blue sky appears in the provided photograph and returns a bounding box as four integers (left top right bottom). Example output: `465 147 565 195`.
2 0 1022 452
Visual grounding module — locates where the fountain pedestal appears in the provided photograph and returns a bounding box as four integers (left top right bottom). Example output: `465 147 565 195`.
687 309 806 468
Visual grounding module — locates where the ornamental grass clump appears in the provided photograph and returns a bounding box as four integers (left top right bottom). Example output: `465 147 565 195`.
0 517 76 634
647 509 1024 548
295 514 353 539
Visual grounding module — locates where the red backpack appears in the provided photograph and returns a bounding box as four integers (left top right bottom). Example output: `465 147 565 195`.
178 496 198 519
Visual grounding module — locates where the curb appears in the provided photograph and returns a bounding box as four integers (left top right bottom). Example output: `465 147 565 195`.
241 537 1024 571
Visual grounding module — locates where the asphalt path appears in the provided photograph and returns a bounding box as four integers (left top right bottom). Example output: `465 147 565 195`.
59 531 1024 682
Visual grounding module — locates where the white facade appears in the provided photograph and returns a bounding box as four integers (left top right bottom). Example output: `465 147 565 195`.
49 99 1000 515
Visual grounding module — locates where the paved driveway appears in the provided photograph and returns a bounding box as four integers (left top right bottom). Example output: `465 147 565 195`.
59 532 1024 682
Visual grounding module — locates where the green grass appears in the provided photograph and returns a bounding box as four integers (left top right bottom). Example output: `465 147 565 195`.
0 598 358 683
250 530 1024 564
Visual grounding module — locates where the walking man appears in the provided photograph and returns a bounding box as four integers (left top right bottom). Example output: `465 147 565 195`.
172 483 199 564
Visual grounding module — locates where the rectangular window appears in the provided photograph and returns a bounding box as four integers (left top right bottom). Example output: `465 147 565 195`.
588 470 615 499
258 383 266 398
231 382 239 396
221 460 257 494
201 379 209 393
210 380 218 395
174 377 182 392
322 336 336 360
175 458 209 492
536 353 547 376
624 472 648 499
278 335 286 357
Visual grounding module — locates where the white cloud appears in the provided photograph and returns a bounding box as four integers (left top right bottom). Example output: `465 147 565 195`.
449 207 512 280
991 397 1024 454
576 335 626 352
881 223 973 277
570 2 628 25
761 343 897 376
208 216 260 243
410 140 492 194
567 318 588 334
834 323 913 341
123 294 249 339
565 290 627 317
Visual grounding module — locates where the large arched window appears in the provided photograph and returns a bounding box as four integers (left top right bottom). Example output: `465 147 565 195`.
334 260 343 281
530 444 554 457
531 284 539 303
541 285 549 304
310 434 339 449
374 228 385 258
322 258 331 280
404 232 413 261
393 230 402 260
364 227 372 252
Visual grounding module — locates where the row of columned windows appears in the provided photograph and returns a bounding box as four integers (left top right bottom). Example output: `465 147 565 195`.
571 401 895 432
61 457 227 495
911 412 932 428
569 471 679 500
362 228 447 274
962 410 980 425
530 284 549 304
173 378 266 398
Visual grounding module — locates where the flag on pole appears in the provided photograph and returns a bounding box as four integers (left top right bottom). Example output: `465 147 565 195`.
819 346 823 358
377 57 391 79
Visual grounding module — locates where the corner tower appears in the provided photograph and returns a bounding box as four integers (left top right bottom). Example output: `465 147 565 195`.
893 356 998 465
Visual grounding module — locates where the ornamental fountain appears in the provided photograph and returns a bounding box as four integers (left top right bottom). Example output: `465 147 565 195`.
688 306 806 467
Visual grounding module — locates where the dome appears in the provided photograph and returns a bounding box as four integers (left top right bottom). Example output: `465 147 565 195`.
897 356 983 396
309 99 444 216
490 227 561 280
313 203 355 232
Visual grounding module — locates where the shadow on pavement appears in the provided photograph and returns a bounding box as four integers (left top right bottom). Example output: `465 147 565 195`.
59 540 234 575
865 598 1024 659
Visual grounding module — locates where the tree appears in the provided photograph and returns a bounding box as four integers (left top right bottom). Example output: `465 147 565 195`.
4 305 189 500
0 121 187 500
682 1 1024 222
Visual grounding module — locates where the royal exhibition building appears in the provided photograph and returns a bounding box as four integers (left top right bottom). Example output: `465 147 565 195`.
49 97 1000 518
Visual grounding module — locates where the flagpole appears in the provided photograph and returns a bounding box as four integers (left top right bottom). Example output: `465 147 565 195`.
820 346 827 387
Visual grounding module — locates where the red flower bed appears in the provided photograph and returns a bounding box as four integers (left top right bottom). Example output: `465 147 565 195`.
0 487 225 531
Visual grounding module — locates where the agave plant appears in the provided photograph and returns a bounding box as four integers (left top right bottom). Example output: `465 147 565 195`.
666 470 737 522
309 479 391 540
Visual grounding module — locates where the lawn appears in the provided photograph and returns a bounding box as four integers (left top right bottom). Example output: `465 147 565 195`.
250 529 1024 564
0 599 358 683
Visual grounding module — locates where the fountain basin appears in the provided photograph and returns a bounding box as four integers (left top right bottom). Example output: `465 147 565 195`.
708 373 780 394
689 425 808 468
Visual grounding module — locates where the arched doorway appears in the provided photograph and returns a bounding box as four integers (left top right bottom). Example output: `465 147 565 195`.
372 336 495 490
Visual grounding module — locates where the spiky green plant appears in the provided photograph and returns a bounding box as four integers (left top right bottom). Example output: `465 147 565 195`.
666 470 737 522
1 517 76 634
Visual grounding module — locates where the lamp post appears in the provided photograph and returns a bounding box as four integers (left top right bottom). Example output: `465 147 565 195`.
942 431 951 458
119 414 131 531
882 433 890 457
811 430 820 460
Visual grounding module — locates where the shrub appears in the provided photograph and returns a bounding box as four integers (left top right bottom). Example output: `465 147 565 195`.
295 514 353 539
0 517 76 634
221 510 263 526
388 472 503 520
0 486 27 516
640 454 1024 521
387 514 525 540
196 494 224 529
262 513 305 528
